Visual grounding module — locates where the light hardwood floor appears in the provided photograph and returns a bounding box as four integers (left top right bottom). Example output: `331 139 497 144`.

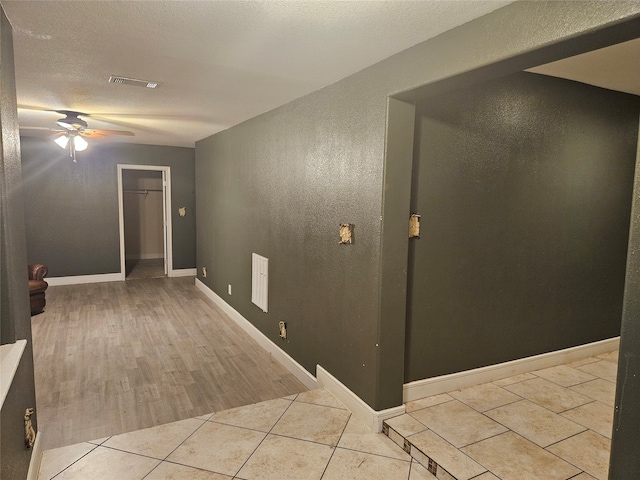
31 276 307 450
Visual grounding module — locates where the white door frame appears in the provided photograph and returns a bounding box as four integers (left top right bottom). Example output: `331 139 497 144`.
117 164 174 279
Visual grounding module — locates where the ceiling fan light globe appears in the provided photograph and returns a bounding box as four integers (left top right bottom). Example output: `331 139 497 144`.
73 135 88 151
54 135 69 149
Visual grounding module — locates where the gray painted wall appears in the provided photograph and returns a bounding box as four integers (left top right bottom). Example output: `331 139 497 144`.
196 2 640 410
1 6 38 478
407 72 639 381
611 121 640 478
20 138 196 276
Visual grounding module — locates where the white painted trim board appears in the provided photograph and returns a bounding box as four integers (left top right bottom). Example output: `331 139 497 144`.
26 433 43 480
46 273 123 286
194 279 317 390
0 339 27 410
403 336 620 403
172 268 197 277
317 365 405 433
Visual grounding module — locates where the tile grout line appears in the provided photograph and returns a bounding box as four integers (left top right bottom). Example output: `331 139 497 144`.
138 417 211 480
382 422 462 480
228 393 300 479
48 443 100 480
318 406 352 480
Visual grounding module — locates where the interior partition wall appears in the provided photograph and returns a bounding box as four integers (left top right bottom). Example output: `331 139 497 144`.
405 72 640 382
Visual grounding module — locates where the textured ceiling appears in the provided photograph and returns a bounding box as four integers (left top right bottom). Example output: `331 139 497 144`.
2 0 513 147
529 37 640 98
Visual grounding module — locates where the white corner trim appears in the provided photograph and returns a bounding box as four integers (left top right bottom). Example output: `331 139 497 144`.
26 432 43 480
194 278 317 390
316 365 405 433
403 336 620 403
1 339 27 410
171 268 197 277
46 273 124 286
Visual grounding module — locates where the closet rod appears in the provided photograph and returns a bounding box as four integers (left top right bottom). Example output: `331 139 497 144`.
124 189 163 194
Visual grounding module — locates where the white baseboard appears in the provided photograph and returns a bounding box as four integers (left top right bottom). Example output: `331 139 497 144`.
46 273 124 286
1 340 27 410
317 365 405 433
171 268 197 277
26 432 43 480
194 279 317 390
403 337 620 403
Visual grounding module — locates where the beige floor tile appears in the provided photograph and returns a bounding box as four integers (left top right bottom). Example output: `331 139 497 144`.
209 397 291 432
461 432 580 480
166 422 266 476
271 400 350 446
385 414 428 438
485 400 586 447
547 430 611 480
409 400 507 448
503 377 593 413
103 418 204 459
145 462 231 480
561 401 614 438
338 415 410 461
449 382 521 411
533 365 596 387
597 350 619 363
407 430 487 480
576 360 618 382
236 434 333 480
322 448 411 480
86 437 110 445
405 394 453 413
295 389 347 409
567 357 601 368
568 473 598 480
492 372 537 387
470 473 500 479
38 442 97 480
53 446 160 480
408 460 437 480
195 413 214 421
569 378 617 406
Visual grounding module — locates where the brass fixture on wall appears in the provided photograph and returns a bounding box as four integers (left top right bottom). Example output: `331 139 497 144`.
24 408 35 448
409 214 421 238
339 223 353 244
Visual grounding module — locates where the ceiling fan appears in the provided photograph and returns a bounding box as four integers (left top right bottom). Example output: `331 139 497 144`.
51 110 134 162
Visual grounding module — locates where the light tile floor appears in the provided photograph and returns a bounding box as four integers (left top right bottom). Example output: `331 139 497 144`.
39 349 619 480
384 349 618 480
38 389 434 480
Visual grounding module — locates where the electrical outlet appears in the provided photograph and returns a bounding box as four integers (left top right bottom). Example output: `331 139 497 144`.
278 321 287 340
202 267 207 278
228 284 232 295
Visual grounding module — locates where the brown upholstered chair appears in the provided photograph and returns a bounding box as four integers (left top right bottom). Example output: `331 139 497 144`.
28 264 48 315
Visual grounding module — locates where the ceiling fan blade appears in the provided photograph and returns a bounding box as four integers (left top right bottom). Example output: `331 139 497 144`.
19 126 66 137
82 128 135 138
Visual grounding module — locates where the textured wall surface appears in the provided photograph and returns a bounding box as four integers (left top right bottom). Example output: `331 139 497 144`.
195 1 640 411
407 72 640 381
1 6 37 479
610 124 640 478
20 139 196 276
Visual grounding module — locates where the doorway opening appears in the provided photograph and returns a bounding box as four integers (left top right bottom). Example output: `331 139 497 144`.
117 165 173 280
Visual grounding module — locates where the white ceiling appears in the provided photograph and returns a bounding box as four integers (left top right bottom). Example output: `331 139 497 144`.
2 1 637 149
528 37 640 98
1 0 513 148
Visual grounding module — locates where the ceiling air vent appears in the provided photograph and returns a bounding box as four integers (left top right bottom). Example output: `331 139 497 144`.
108 75 161 89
